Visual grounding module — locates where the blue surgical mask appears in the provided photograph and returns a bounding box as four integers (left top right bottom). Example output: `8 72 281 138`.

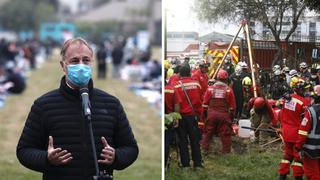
67 64 92 86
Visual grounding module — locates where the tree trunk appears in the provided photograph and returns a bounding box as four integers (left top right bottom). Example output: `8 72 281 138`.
272 36 283 68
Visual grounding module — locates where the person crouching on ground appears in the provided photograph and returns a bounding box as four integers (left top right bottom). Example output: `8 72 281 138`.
248 97 275 145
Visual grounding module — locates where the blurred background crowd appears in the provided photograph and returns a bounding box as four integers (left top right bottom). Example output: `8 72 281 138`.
0 0 162 111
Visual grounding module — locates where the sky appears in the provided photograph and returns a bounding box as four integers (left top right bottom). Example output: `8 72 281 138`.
165 0 239 36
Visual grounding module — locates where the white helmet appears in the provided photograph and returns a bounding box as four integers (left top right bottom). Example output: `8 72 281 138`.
289 69 298 77
299 62 307 68
274 69 281 76
235 65 242 76
273 65 281 72
282 67 290 73
239 62 248 68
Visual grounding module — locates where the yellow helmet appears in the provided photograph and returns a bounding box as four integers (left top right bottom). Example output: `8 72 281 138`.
167 68 174 78
242 77 252 86
290 77 299 88
164 59 170 69
290 77 309 90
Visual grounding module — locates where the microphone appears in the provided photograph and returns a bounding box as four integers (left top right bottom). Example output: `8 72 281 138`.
80 88 113 180
80 87 91 117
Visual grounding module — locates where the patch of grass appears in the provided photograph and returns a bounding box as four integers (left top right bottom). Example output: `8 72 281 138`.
165 138 293 180
0 48 161 180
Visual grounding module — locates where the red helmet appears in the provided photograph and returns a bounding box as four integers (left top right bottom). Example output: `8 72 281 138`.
254 97 265 109
217 69 228 80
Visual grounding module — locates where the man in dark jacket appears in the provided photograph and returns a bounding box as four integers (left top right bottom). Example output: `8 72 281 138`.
16 38 138 180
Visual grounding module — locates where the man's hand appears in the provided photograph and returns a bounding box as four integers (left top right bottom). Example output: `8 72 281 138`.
98 137 115 165
47 136 73 166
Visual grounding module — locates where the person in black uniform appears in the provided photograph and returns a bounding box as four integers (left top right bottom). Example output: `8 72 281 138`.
270 69 290 100
16 38 138 180
229 65 244 121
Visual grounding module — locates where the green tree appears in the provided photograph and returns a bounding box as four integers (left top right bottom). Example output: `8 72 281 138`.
76 21 122 42
0 0 56 31
304 0 320 12
34 2 56 31
195 0 306 66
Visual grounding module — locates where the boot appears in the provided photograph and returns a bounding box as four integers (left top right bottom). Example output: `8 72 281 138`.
295 176 303 180
279 174 287 180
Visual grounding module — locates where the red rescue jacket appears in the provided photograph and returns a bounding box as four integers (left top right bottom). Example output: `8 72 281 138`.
174 77 202 116
203 81 236 116
164 84 181 114
192 69 209 98
280 93 310 142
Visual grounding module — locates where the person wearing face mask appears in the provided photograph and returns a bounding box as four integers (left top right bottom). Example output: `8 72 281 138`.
299 62 311 81
16 38 138 180
270 69 290 100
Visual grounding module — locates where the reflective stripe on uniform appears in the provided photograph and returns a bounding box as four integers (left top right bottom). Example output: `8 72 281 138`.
303 106 320 139
281 159 290 164
298 130 308 136
303 105 320 158
164 89 174 93
292 162 303 167
291 97 303 105
304 144 320 150
174 82 201 88
202 104 208 108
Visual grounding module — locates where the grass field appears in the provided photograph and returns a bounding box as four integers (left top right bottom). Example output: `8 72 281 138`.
0 51 161 180
165 137 299 180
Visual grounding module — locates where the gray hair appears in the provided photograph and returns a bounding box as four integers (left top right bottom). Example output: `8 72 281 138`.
60 37 93 60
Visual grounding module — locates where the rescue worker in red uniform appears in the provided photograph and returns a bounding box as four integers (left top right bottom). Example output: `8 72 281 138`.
168 65 180 86
201 69 236 154
192 60 209 99
174 64 203 168
296 85 320 180
279 77 310 180
247 97 276 144
164 74 182 166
